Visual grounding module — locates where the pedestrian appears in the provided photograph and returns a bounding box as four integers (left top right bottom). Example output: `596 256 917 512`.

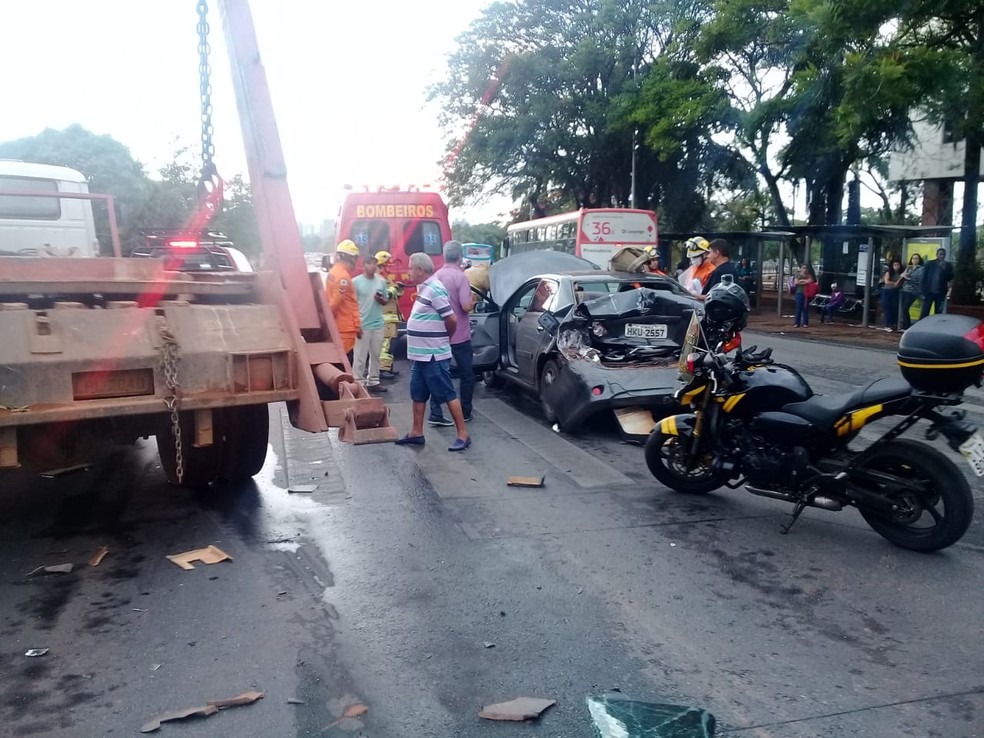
351 253 389 393
428 240 476 426
699 239 738 300
375 250 404 380
919 248 954 318
325 239 362 362
880 258 903 331
898 253 924 330
394 252 471 451
819 282 845 323
792 264 814 328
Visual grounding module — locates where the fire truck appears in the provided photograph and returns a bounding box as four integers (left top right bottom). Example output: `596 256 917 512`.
0 0 396 487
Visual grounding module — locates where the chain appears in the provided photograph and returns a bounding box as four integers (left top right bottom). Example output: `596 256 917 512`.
197 0 214 171
159 321 183 486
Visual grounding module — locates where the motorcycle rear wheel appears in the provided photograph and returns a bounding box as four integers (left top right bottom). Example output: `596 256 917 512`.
645 430 725 494
852 439 973 552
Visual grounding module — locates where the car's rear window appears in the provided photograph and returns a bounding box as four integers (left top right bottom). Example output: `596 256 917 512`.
577 280 682 295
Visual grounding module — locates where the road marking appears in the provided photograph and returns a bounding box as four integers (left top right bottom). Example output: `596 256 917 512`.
475 401 633 489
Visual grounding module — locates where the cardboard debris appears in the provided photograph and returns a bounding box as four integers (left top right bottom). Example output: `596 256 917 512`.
140 705 219 733
166 545 233 571
323 702 369 731
208 691 264 709
89 545 109 567
506 475 545 488
288 484 318 494
40 463 91 479
479 697 556 721
613 407 657 438
26 563 74 577
140 692 263 733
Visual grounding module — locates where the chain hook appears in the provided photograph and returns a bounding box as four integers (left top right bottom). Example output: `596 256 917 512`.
196 0 223 223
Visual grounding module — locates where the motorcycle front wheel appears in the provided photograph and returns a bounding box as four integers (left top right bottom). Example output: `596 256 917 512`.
851 439 974 552
644 428 725 494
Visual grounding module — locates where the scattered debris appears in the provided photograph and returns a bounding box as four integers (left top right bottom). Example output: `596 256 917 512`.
483 642 496 649
166 545 233 571
507 475 545 488
140 691 263 733
89 545 110 567
26 563 74 577
40 462 91 479
288 484 318 494
150 663 162 671
670 543 677 548
140 704 218 733
586 693 716 737
322 702 369 731
286 697 305 705
24 648 49 657
45 549 69 555
577 587 583 595
133 608 148 613
208 691 264 709
479 697 556 722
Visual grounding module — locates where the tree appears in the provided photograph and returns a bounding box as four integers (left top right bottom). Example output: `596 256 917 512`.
828 0 984 302
451 221 506 250
432 0 748 229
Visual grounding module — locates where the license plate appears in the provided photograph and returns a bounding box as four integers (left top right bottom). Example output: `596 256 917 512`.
624 323 667 339
72 369 155 400
959 432 984 477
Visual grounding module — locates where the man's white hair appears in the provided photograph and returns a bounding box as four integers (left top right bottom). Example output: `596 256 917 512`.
409 252 435 274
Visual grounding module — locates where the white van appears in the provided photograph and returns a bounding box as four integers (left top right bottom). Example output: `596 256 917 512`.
0 160 99 257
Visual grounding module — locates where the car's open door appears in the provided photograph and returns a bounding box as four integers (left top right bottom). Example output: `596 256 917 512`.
470 305 500 372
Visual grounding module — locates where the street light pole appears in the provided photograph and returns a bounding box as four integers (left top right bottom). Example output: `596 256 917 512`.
630 128 637 208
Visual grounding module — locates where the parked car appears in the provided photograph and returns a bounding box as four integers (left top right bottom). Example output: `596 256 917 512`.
470 251 702 433
128 230 253 272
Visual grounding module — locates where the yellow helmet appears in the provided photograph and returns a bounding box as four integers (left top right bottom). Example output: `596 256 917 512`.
375 250 392 265
685 237 710 258
336 239 360 258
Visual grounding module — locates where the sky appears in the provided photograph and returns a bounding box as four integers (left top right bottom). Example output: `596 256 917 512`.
0 0 510 226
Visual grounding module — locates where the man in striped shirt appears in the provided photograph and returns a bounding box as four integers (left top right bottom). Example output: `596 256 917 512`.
395 253 471 451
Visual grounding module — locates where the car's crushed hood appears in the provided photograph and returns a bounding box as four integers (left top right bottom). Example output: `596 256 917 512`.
489 251 596 303
573 287 696 321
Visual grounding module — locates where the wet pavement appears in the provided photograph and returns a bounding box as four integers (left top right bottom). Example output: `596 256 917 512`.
0 333 982 737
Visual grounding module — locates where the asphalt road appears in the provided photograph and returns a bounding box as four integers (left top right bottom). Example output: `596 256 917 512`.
1 331 982 737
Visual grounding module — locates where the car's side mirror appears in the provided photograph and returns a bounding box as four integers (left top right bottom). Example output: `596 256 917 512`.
538 311 561 335
473 300 489 314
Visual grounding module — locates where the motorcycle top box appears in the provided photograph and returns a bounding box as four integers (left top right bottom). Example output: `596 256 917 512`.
897 314 984 392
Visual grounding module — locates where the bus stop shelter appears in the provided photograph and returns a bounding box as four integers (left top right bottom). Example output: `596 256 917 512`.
771 225 955 327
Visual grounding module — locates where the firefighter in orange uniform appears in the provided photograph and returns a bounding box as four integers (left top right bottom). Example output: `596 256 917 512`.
326 239 362 362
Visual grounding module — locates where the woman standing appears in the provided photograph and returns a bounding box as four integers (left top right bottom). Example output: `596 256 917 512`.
880 258 903 331
898 253 924 330
793 264 814 328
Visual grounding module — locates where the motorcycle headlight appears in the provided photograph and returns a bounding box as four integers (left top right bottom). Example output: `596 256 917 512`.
591 321 607 337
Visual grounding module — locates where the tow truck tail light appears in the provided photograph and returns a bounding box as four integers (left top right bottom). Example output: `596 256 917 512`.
167 240 199 249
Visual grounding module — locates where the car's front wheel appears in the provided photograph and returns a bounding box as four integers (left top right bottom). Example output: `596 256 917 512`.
539 359 562 426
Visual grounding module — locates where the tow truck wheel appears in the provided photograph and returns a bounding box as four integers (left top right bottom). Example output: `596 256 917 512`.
156 412 221 488
218 405 270 482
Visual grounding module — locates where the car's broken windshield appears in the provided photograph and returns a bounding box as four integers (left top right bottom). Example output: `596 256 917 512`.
576 287 663 319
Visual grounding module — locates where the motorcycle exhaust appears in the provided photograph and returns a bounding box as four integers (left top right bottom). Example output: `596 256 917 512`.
745 486 844 511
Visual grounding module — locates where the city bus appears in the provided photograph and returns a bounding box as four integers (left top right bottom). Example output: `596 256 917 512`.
505 208 658 268
335 187 452 318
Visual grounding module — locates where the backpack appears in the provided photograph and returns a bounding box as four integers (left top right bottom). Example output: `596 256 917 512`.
805 280 818 300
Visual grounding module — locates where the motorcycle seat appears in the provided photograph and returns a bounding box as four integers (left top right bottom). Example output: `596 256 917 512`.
782 377 912 430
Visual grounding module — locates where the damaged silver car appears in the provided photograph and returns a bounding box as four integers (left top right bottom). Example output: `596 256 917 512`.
470 251 701 434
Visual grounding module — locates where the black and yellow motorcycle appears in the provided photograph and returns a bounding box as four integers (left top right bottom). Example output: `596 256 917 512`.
645 279 984 552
